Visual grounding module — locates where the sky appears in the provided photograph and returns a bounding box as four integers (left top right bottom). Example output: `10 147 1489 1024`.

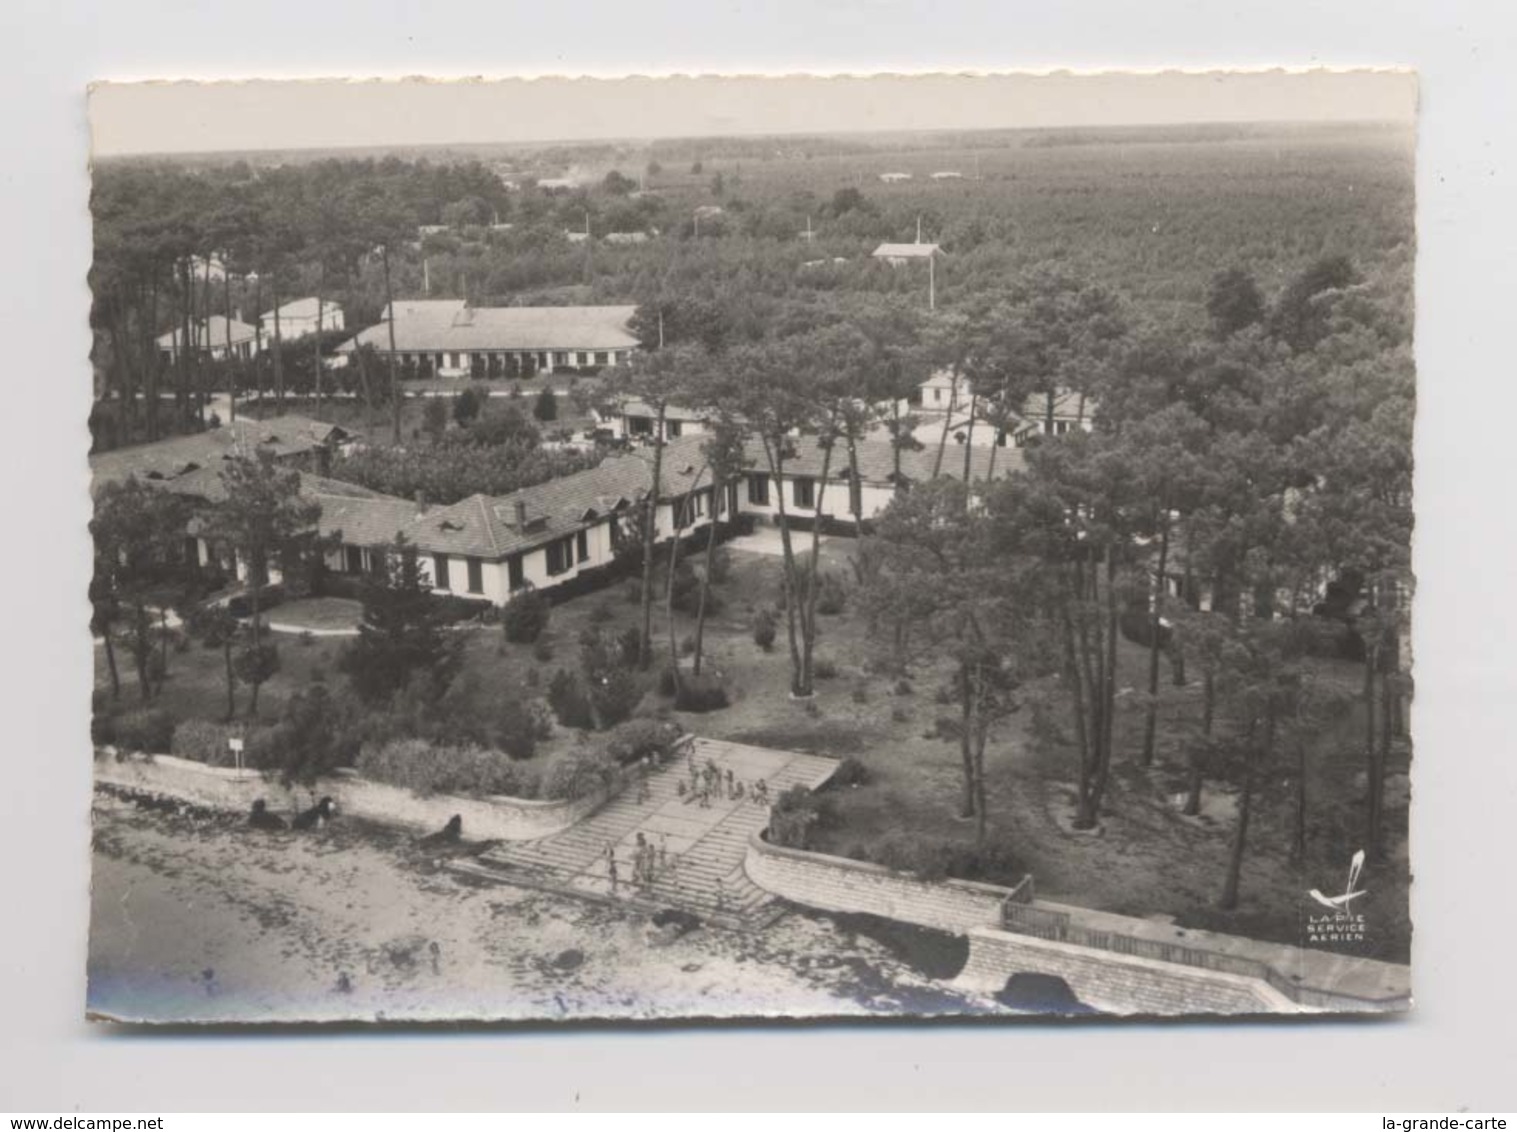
88 70 1417 157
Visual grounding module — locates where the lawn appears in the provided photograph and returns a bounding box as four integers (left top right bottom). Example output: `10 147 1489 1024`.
93 538 1410 962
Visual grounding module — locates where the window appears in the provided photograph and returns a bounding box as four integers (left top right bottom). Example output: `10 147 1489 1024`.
594 351 608 366
933 387 942 403
433 554 451 591
793 476 816 510
537 352 549 368
508 555 525 591
546 536 574 576
747 473 770 506
628 416 653 436
575 352 588 366
554 352 569 366
666 419 683 439
345 546 363 573
576 529 590 563
466 556 484 594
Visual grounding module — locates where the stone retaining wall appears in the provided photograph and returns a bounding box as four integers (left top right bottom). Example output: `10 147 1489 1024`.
94 751 605 841
957 926 1297 1015
743 831 1026 934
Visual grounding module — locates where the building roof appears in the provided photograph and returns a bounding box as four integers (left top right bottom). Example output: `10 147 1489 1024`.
615 399 708 422
89 414 350 496
338 304 639 355
743 435 1020 487
393 437 708 559
872 243 940 259
260 297 340 321
155 315 258 350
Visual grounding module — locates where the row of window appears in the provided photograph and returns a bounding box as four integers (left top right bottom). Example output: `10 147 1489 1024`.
746 473 816 510
394 349 625 369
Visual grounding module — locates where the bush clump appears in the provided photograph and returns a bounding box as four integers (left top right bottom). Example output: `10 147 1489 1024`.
867 836 1024 884
831 755 869 788
358 738 541 799
112 708 177 754
768 784 824 849
814 656 839 680
548 669 595 730
603 718 683 766
170 719 258 767
502 585 552 644
541 746 618 801
752 608 777 651
675 673 730 713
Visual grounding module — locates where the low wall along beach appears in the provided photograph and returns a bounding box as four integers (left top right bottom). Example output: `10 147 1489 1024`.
94 750 606 841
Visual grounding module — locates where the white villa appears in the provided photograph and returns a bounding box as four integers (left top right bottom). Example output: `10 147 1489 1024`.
897 373 1096 448
595 400 715 443
259 297 345 342
155 315 261 363
336 301 640 377
872 242 941 267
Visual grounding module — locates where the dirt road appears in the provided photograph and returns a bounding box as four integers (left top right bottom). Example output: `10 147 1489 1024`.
87 793 993 1025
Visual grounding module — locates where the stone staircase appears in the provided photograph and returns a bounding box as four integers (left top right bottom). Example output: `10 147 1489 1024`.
451 736 838 930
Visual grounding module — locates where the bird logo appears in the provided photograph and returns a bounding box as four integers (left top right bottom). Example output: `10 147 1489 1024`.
1309 849 1367 914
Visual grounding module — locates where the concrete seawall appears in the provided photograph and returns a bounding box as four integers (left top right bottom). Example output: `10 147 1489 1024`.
94 750 607 841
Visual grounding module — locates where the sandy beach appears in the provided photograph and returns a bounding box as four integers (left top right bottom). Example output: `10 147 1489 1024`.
87 792 995 1025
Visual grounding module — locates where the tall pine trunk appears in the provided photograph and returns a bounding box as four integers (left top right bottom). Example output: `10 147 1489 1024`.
931 366 959 479
763 439 808 698
798 441 835 694
271 276 285 410
636 407 666 668
382 244 403 444
1141 515 1171 766
692 473 722 676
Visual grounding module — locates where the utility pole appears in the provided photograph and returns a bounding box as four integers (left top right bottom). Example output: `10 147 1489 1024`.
929 250 936 312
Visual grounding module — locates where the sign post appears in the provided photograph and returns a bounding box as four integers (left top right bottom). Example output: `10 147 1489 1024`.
229 736 245 775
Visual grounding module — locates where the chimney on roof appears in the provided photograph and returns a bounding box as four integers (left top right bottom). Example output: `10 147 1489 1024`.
415 489 429 515
513 499 527 530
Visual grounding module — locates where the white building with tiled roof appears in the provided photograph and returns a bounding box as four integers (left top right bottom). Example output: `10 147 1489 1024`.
337 302 640 377
155 315 261 363
258 297 345 342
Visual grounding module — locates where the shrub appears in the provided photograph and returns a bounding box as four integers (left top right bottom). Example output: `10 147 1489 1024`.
674 673 729 713
541 746 617 801
656 665 679 697
532 639 554 662
548 669 595 730
590 667 644 728
814 656 839 680
588 600 615 625
494 694 547 761
815 572 848 616
752 608 777 651
616 625 642 668
769 785 822 849
171 719 256 767
679 634 696 657
357 738 541 799
891 704 912 724
91 712 116 746
831 755 869 788
603 718 682 766
502 585 551 644
868 836 1023 884
113 708 176 753
705 545 732 586
894 678 914 697
298 630 316 648
850 683 868 704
